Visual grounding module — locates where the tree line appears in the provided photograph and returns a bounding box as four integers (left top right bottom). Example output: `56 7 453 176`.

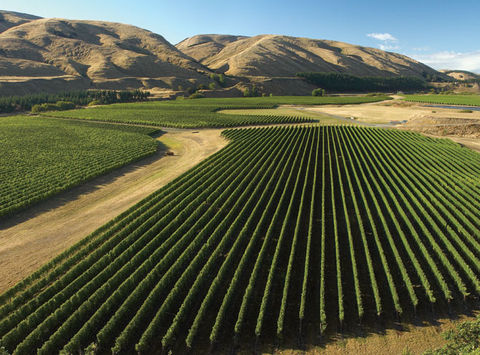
0 90 150 114
297 72 427 92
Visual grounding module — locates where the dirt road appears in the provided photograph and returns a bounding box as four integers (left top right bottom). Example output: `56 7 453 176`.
0 129 226 292
296 100 480 124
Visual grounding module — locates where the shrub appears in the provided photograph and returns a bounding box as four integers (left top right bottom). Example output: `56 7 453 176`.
55 101 76 110
31 101 75 113
31 103 58 113
209 73 225 87
243 85 260 97
424 316 480 354
312 88 326 97
188 92 205 99
88 100 102 106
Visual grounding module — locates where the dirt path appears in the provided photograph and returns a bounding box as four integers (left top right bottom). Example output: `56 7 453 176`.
297 100 480 125
0 129 226 293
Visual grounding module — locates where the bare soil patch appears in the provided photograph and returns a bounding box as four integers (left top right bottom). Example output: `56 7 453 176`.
266 314 478 355
300 100 480 124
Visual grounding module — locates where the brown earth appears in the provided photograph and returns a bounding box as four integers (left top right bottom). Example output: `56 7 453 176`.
263 313 478 355
401 116 480 140
298 100 480 125
0 128 226 293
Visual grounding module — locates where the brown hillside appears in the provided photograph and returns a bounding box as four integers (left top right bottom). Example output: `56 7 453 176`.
0 11 41 33
176 34 248 62
0 13 448 96
177 34 443 79
441 70 480 81
0 14 211 95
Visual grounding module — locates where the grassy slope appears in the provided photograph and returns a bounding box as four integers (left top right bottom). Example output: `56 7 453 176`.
404 94 480 106
44 96 390 128
0 116 158 217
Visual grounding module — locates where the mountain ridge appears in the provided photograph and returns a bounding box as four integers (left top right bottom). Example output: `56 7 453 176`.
177 33 442 79
0 11 449 96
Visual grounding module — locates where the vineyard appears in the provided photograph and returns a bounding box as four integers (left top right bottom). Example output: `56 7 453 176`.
1 125 480 354
44 95 389 128
404 94 480 106
0 116 159 217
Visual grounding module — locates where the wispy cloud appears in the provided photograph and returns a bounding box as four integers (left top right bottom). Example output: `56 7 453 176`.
411 51 480 72
367 33 397 41
412 46 431 52
380 44 400 51
367 32 400 52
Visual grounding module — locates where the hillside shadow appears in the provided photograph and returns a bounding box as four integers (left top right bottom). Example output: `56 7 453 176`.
0 135 168 230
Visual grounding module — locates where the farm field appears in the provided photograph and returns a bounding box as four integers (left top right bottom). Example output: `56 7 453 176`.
404 94 480 107
0 116 159 218
43 95 390 128
0 129 226 293
1 125 480 354
217 107 349 125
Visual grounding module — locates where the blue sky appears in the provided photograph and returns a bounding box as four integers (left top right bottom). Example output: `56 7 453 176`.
3 0 480 72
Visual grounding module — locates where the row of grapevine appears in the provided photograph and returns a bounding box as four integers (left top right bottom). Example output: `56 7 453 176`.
0 117 159 217
1 125 480 354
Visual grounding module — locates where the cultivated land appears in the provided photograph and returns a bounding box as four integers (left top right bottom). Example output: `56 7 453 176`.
217 107 350 125
0 116 158 217
1 126 479 355
0 128 226 293
404 94 480 106
43 96 389 128
277 96 480 152
1 95 480 354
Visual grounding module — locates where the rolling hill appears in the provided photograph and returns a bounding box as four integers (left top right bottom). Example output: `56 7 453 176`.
0 12 210 95
176 34 442 78
441 70 480 81
0 11 449 96
0 10 40 33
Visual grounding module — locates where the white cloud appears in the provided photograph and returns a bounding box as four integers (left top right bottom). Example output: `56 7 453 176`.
367 33 398 42
411 51 480 72
412 46 431 52
380 44 400 51
367 32 400 52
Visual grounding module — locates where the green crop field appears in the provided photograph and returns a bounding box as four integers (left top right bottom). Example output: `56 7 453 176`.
1 125 480 354
404 94 480 106
44 95 390 128
0 116 159 217
218 107 350 124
